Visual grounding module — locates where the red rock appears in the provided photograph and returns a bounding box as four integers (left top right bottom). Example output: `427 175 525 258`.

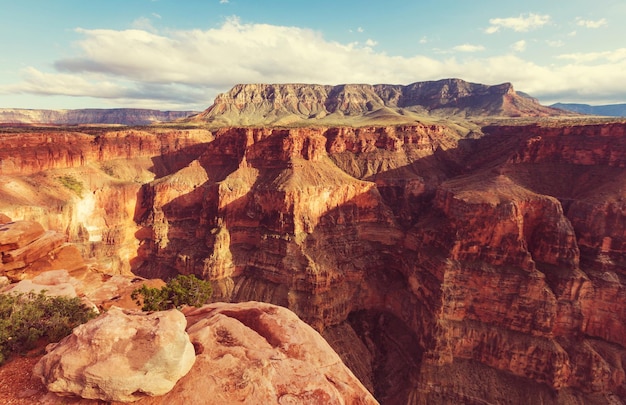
0 213 11 224
0 220 45 252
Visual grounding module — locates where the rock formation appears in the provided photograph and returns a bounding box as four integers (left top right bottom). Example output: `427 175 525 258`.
0 108 197 125
193 79 569 127
34 307 196 402
0 128 213 274
0 219 76 280
31 302 376 404
132 121 626 403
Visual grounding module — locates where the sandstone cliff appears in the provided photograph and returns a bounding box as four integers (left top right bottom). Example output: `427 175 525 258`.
0 127 213 274
0 108 197 125
194 79 569 127
132 121 626 404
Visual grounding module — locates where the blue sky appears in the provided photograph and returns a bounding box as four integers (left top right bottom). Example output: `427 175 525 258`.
1 0 624 110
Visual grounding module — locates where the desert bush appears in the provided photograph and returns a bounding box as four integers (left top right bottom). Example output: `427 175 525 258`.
0 292 97 364
58 175 84 197
131 274 213 311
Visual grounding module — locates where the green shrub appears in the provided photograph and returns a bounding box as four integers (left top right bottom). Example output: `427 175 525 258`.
131 274 213 311
0 292 97 365
58 175 84 197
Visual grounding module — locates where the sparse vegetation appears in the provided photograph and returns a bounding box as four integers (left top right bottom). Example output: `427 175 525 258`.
58 175 84 197
131 274 213 311
0 291 97 365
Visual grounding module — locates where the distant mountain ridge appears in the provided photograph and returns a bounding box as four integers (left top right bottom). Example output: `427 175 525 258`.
0 108 198 126
193 78 569 126
550 102 626 117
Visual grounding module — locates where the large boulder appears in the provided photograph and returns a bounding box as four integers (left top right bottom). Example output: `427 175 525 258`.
33 307 195 402
147 301 378 405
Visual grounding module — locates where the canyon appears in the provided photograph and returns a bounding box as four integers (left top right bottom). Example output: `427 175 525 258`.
1 80 625 404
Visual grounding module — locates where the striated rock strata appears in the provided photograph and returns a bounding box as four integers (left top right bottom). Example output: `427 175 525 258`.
2 114 626 404
133 121 626 404
0 128 213 274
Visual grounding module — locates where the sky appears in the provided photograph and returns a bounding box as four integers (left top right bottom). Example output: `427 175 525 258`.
1 0 625 110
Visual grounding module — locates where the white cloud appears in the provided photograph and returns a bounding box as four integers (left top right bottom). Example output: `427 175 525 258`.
220 0 229 4
485 13 550 34
419 36 428 44
3 17 626 108
576 17 607 28
357 27 364 33
453 44 485 53
557 48 626 63
511 40 526 52
365 39 377 47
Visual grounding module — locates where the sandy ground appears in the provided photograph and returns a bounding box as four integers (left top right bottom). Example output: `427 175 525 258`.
0 354 47 404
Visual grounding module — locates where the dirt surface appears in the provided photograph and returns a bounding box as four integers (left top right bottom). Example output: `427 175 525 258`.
0 354 47 404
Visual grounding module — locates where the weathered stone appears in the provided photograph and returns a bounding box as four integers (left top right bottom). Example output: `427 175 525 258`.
2 230 65 264
33 307 195 402
0 220 45 252
141 302 378 405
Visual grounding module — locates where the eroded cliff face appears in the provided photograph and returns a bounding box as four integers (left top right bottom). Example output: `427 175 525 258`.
2 120 626 404
132 121 626 404
195 79 566 127
0 128 213 274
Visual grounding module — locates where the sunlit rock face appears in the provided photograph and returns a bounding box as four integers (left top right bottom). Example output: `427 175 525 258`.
0 128 213 274
193 79 566 127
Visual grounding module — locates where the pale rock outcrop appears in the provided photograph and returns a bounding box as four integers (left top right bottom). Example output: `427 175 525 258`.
140 301 378 405
34 307 195 403
3 269 78 297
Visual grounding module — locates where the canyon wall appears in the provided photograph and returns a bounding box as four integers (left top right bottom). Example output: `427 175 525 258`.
2 120 625 404
0 127 213 274
131 122 626 403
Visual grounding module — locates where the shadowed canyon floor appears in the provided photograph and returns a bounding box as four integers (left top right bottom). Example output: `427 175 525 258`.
1 115 626 404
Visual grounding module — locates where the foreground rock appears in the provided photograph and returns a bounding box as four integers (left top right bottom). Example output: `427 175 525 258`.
34 307 196 402
156 302 378 405
32 302 376 405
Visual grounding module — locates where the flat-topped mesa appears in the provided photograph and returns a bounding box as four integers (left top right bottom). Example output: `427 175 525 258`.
194 79 567 126
0 108 197 125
